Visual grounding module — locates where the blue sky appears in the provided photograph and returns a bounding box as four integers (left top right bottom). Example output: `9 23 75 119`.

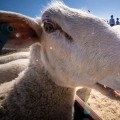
0 0 120 21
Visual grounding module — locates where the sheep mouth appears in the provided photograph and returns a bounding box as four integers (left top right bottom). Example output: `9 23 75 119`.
42 19 73 41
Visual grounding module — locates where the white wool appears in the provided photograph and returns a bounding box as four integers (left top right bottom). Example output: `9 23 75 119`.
0 2 120 120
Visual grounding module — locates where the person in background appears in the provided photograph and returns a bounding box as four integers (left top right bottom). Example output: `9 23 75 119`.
116 18 120 25
109 15 115 26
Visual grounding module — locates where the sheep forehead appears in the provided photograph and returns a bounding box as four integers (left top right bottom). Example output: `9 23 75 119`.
42 2 69 14
45 1 90 13
42 2 91 19
41 2 93 40
41 1 101 37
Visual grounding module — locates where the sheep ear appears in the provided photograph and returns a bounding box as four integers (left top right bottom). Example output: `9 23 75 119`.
0 11 42 49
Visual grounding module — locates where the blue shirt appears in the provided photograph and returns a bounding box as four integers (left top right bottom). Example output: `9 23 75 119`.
109 18 115 25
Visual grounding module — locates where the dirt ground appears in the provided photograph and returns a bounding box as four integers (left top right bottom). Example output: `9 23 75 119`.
77 87 120 120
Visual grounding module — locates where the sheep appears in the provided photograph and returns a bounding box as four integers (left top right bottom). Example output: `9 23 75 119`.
0 58 29 84
0 43 76 120
0 3 75 120
0 51 29 64
0 51 29 83
0 9 33 82
0 2 120 120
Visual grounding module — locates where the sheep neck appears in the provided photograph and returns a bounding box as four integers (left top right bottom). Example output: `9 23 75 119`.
2 60 75 120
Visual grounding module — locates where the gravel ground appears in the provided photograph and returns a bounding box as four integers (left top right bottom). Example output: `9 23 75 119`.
77 87 120 120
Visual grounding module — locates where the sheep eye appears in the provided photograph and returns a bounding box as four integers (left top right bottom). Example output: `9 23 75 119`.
43 21 57 33
42 19 73 42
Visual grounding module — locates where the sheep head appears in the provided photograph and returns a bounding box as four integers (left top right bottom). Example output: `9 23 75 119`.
1 2 120 89
40 2 120 88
